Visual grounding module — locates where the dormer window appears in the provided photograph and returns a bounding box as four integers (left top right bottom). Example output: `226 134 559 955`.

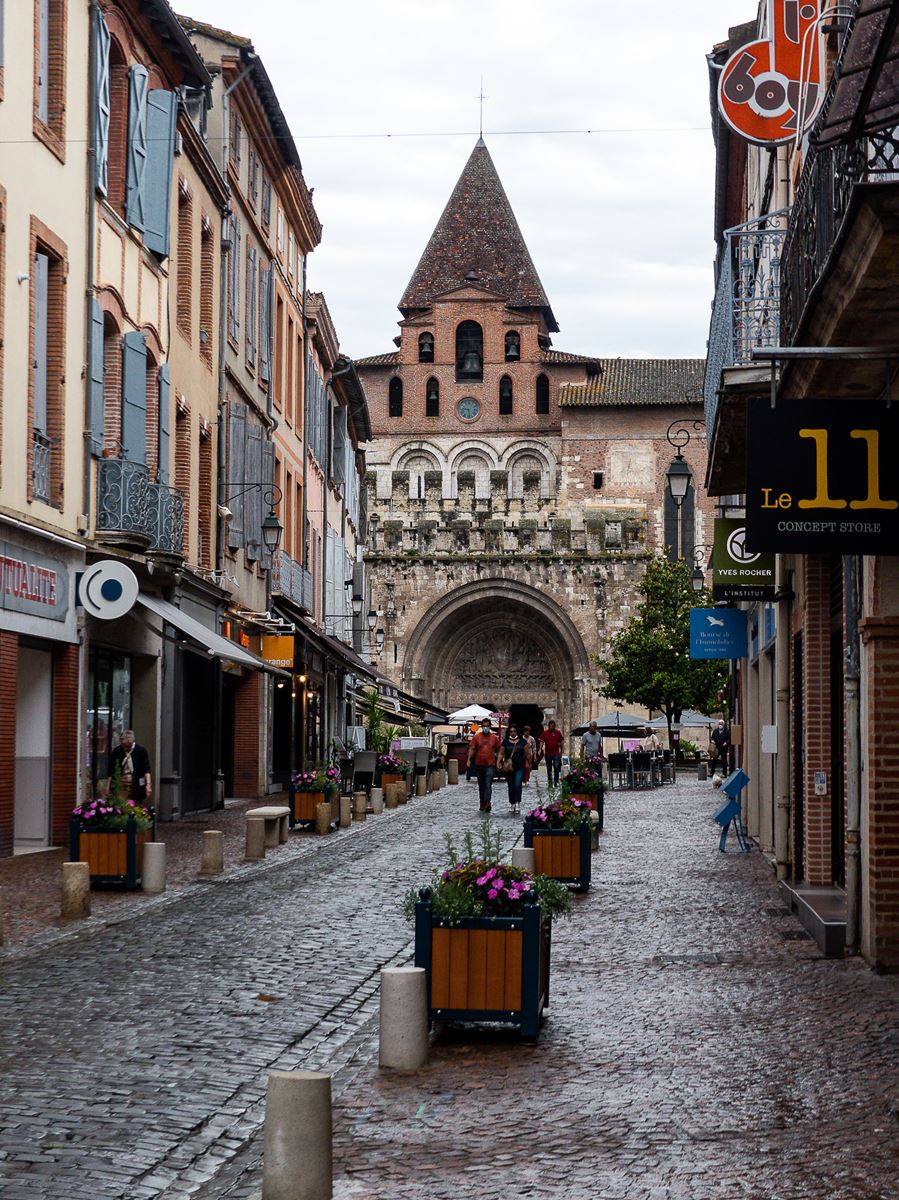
499 375 513 415
418 332 434 363
456 321 483 382
425 377 440 417
504 331 520 362
389 377 403 417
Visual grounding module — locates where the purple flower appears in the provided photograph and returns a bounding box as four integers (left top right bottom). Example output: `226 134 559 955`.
487 888 498 900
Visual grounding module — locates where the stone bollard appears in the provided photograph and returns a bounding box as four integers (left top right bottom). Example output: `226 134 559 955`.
352 791 367 821
440 769 448 789
339 795 352 828
590 809 600 852
199 830 224 877
415 774 428 797
698 762 708 782
246 816 266 862
143 842 167 892
330 794 340 825
315 801 331 835
370 789 384 815
379 967 429 1070
262 1069 332 1200
61 862 91 919
448 759 459 784
395 781 408 806
511 847 536 874
384 784 398 810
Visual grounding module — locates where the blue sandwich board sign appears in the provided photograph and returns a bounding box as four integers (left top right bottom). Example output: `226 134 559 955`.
690 608 748 659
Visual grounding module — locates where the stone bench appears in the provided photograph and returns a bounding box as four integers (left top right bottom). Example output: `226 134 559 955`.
246 806 291 860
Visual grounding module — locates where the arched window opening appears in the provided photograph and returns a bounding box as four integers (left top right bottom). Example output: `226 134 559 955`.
388 376 403 417
509 452 545 498
418 331 434 363
455 453 491 499
499 375 513 415
399 452 439 499
504 331 520 362
425 377 440 418
535 373 550 415
102 315 122 457
455 321 483 382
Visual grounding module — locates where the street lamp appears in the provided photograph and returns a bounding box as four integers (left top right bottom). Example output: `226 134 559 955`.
223 480 284 549
367 609 378 631
691 545 713 592
375 627 385 652
665 419 705 509
260 509 283 552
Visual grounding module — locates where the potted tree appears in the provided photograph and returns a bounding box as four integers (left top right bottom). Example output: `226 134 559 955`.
289 766 340 827
70 769 155 889
523 796 593 892
407 824 570 1041
561 759 606 830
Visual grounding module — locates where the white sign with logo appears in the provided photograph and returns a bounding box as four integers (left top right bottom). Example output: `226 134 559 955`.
78 560 139 620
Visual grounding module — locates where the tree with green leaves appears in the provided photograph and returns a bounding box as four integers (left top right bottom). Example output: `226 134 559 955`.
597 556 728 744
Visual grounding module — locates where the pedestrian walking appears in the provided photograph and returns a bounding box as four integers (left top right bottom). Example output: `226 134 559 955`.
521 725 538 785
641 726 661 751
498 724 530 815
709 720 730 775
108 730 152 802
466 719 501 812
539 719 564 787
581 720 602 761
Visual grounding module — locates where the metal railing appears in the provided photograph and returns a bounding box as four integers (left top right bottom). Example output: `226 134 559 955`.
149 483 185 556
704 210 788 435
97 458 185 555
781 127 899 344
271 549 314 613
32 432 52 503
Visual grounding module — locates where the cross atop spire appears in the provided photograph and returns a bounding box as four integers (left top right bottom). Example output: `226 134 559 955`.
477 78 486 139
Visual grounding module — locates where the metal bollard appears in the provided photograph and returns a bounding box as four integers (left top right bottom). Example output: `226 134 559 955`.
245 816 266 862
315 801 331 835
262 1069 332 1200
199 830 223 876
339 795 352 827
61 862 91 919
143 842 167 892
511 847 536 873
352 791 367 821
379 967 429 1070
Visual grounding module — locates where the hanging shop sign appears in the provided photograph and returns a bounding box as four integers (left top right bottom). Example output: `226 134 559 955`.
712 517 775 601
717 0 823 145
1 540 69 621
77 559 137 620
690 608 748 660
745 397 899 555
260 635 295 668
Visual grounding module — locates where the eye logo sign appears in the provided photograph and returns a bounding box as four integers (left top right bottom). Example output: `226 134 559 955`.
718 0 823 145
725 526 761 565
78 560 139 620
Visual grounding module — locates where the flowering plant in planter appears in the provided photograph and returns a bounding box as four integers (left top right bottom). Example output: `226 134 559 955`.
562 762 605 797
291 766 340 792
71 795 153 833
378 753 409 774
403 822 571 924
527 795 593 832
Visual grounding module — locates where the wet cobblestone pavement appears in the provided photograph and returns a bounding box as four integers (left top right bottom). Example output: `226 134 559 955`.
1 776 897 1200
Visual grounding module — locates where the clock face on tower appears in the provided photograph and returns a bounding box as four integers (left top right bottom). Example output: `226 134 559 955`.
457 397 481 421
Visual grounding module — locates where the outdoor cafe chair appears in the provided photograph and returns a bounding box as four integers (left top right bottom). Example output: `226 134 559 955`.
607 752 630 790
630 751 653 789
351 750 377 794
412 747 431 777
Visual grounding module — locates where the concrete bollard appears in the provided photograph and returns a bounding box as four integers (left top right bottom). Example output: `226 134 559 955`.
199 830 224 877
440 769 448 788
315 801 331 835
143 842 167 892
394 781 408 806
415 774 428 797
448 759 459 784
246 816 266 862
384 784 398 810
339 795 352 828
511 847 536 874
262 1069 332 1200
352 791 367 821
370 789 384 815
379 967 429 1070
61 862 91 919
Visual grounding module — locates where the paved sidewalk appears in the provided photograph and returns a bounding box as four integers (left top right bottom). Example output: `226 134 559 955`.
1 777 897 1200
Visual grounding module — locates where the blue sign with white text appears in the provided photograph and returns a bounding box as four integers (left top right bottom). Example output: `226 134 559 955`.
690 608 747 659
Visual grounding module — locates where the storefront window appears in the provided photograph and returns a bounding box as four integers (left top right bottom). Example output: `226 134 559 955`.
87 648 131 796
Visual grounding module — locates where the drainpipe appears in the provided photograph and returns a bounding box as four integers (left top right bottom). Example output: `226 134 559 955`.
84 1 100 527
774 554 792 880
844 554 862 952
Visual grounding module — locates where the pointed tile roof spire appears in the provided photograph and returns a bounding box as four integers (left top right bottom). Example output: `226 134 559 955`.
399 140 558 332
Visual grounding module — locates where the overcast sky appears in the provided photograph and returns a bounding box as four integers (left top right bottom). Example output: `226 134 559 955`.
182 0 759 361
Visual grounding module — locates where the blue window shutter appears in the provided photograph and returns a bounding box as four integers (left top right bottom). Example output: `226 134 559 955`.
32 252 49 434
259 265 270 383
157 364 171 484
227 401 246 549
37 0 49 122
89 299 105 456
93 11 111 195
245 422 262 560
228 218 241 342
143 90 177 256
246 246 257 367
122 331 148 464
126 66 149 231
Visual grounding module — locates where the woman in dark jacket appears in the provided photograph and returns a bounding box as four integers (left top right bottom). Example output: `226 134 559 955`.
497 724 530 814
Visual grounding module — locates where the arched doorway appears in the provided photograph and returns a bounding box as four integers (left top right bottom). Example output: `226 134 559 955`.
403 578 590 736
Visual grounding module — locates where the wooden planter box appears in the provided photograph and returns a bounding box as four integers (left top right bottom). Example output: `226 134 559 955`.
289 786 330 828
69 810 156 890
523 818 592 892
565 788 605 831
414 893 551 1040
379 772 407 792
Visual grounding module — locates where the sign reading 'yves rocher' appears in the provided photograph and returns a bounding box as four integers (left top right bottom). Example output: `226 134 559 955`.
0 540 68 621
745 397 899 555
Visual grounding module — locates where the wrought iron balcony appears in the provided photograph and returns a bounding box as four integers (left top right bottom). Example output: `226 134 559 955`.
781 127 899 345
271 549 314 613
704 211 787 434
149 482 185 557
97 458 185 557
32 431 52 504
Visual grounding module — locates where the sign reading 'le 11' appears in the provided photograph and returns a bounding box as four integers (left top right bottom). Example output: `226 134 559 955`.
745 398 899 555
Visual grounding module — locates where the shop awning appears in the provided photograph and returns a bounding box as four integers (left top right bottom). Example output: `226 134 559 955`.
137 594 288 675
296 619 378 682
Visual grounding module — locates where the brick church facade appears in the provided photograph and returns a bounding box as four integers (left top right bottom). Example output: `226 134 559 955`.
357 139 710 740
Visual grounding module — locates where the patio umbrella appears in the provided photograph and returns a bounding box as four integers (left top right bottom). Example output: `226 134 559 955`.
571 711 646 737
447 704 493 723
646 710 717 729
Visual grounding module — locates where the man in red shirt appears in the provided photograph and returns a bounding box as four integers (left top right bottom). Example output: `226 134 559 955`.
466 718 502 812
539 719 564 787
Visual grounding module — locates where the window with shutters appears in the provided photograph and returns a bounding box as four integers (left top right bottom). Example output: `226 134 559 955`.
102 314 122 456
273 292 284 408
29 223 66 507
143 89 177 256
388 377 403 418
125 65 149 233
199 216 214 367
33 0 65 160
157 364 171 485
261 173 272 229
198 425 213 567
295 325 303 431
287 232 295 278
121 330 148 466
229 109 241 168
227 216 240 345
259 264 272 385
246 244 257 369
176 182 193 342
499 375 513 415
248 146 259 209
145 347 159 480
175 404 191 558
226 400 247 551
286 315 295 425
276 207 284 258
1 1 5 101
535 373 550 415
104 35 128 214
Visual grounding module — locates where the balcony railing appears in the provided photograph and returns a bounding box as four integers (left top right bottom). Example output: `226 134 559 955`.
781 127 899 344
32 432 52 504
271 549 314 613
96 458 185 557
151 483 185 556
704 211 788 434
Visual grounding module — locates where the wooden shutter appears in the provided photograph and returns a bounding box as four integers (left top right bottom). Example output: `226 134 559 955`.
157 364 171 484
93 10 111 195
126 66 149 231
32 252 49 434
122 331 148 464
227 401 247 549
144 90 177 257
89 299 105 455
228 218 241 342
245 422 262 560
246 246 257 367
259 265 271 383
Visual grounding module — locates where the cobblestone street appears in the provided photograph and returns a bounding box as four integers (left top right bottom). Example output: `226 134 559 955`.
2 776 897 1200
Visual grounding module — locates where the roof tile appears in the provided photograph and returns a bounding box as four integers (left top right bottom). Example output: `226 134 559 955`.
559 359 705 406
